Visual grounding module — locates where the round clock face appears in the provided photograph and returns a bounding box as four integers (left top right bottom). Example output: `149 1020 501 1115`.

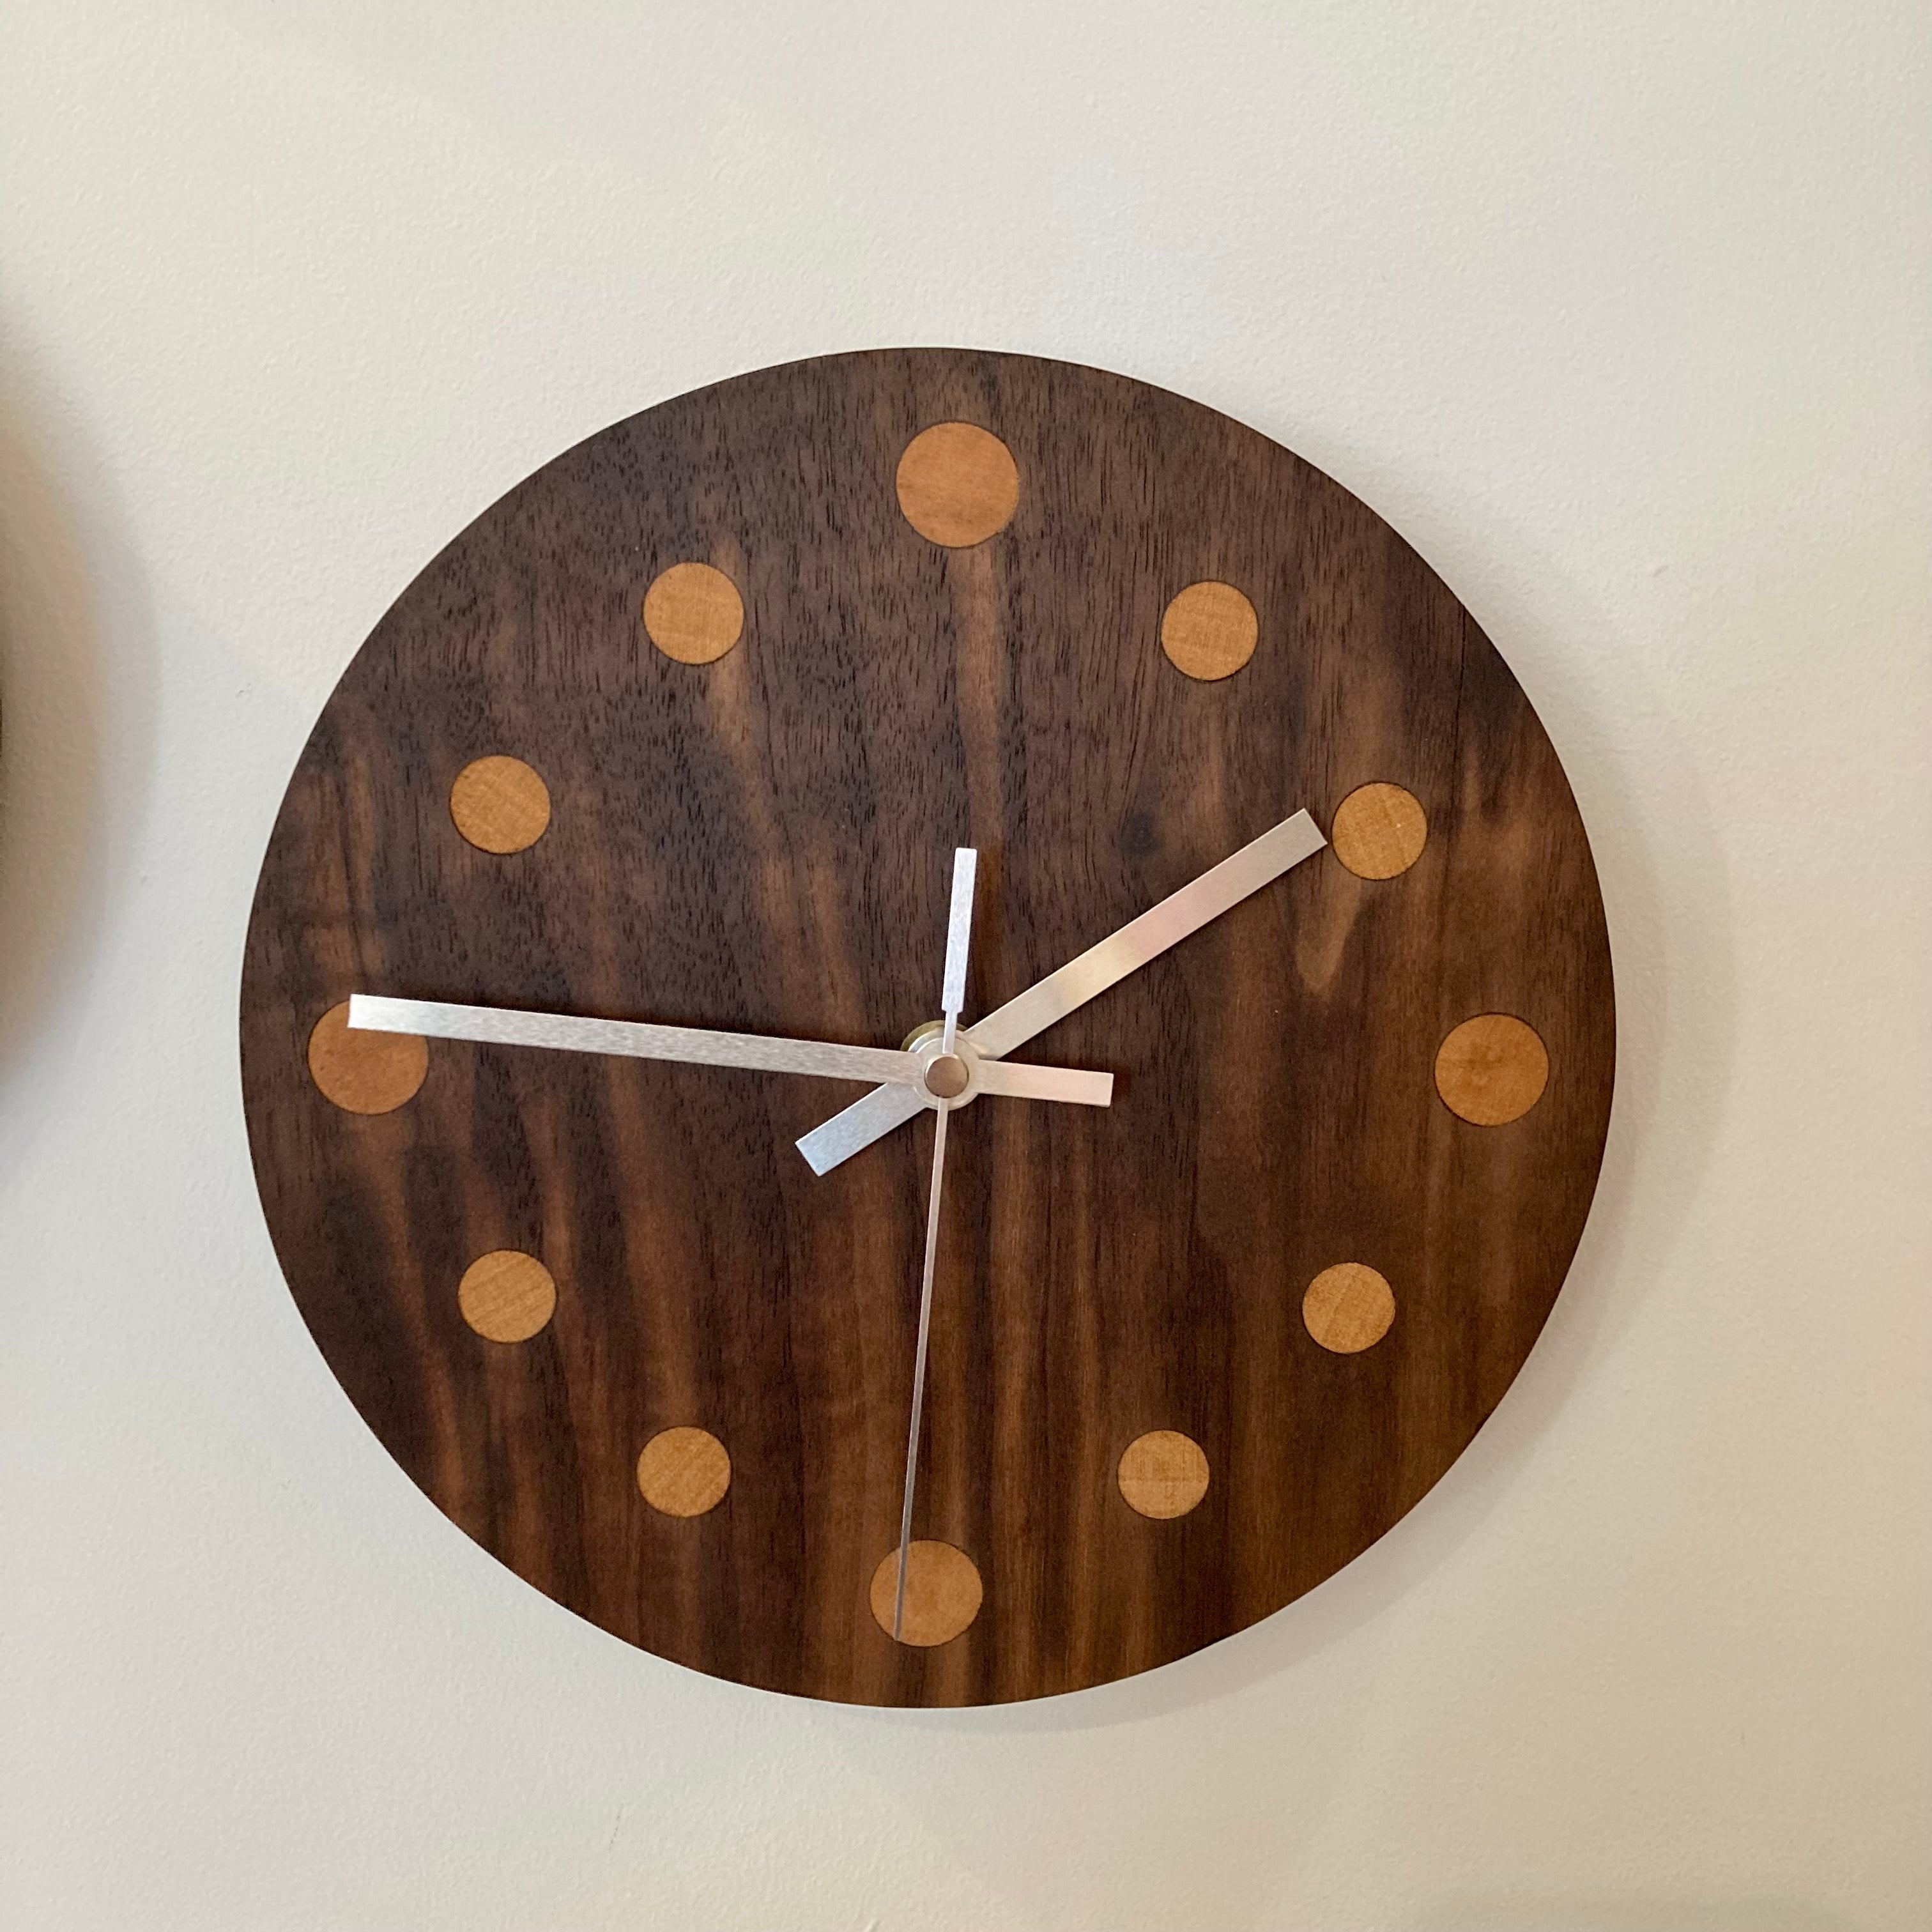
242 349 1614 1706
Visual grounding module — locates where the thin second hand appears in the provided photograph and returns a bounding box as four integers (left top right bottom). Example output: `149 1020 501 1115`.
893 846 977 1642
893 1100 949 1641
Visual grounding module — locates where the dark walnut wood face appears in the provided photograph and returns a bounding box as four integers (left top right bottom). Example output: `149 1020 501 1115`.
241 349 1614 1706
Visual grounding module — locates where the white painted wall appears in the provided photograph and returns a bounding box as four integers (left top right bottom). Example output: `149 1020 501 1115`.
2 3 1926 1926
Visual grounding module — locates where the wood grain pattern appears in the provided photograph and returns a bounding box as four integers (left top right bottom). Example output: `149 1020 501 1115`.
240 348 1615 1706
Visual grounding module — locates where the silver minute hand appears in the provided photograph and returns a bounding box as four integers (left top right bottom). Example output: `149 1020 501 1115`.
796 809 1327 1174
965 809 1327 1057
349 994 953 1090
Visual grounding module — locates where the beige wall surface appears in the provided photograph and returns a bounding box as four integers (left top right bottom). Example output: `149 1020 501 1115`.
1 4 1926 1927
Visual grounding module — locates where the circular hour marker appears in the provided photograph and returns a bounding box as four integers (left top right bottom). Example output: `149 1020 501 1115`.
895 423 1019 547
1331 782 1427 880
1303 1263 1395 1354
449 755 551 854
643 561 744 665
306 1001 427 1114
924 1053 969 1100
1436 1014 1550 1126
457 1250 556 1343
636 1427 732 1517
1160 580 1258 681
868 1540 983 1646
1117 1430 1211 1519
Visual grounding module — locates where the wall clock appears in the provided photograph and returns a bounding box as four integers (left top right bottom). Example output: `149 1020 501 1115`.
241 348 1614 1706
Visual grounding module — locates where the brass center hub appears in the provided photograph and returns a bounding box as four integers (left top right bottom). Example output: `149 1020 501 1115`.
924 1053 970 1100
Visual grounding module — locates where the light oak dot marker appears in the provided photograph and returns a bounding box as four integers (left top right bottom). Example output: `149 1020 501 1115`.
1160 580 1258 681
1117 1430 1211 1519
307 1001 427 1114
1436 1014 1549 1126
1331 782 1428 880
643 562 744 665
457 1250 556 1343
450 755 551 854
895 423 1019 547
869 1540 983 1646
636 1427 732 1517
1303 1263 1396 1354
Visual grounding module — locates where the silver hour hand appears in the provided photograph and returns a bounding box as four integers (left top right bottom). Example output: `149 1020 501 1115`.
796 809 1327 1174
799 1083 930 1174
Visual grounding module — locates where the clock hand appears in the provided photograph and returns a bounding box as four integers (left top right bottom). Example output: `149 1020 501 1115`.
957 809 1326 1057
796 808 1327 1174
892 848 976 1642
346 993 1111 1103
